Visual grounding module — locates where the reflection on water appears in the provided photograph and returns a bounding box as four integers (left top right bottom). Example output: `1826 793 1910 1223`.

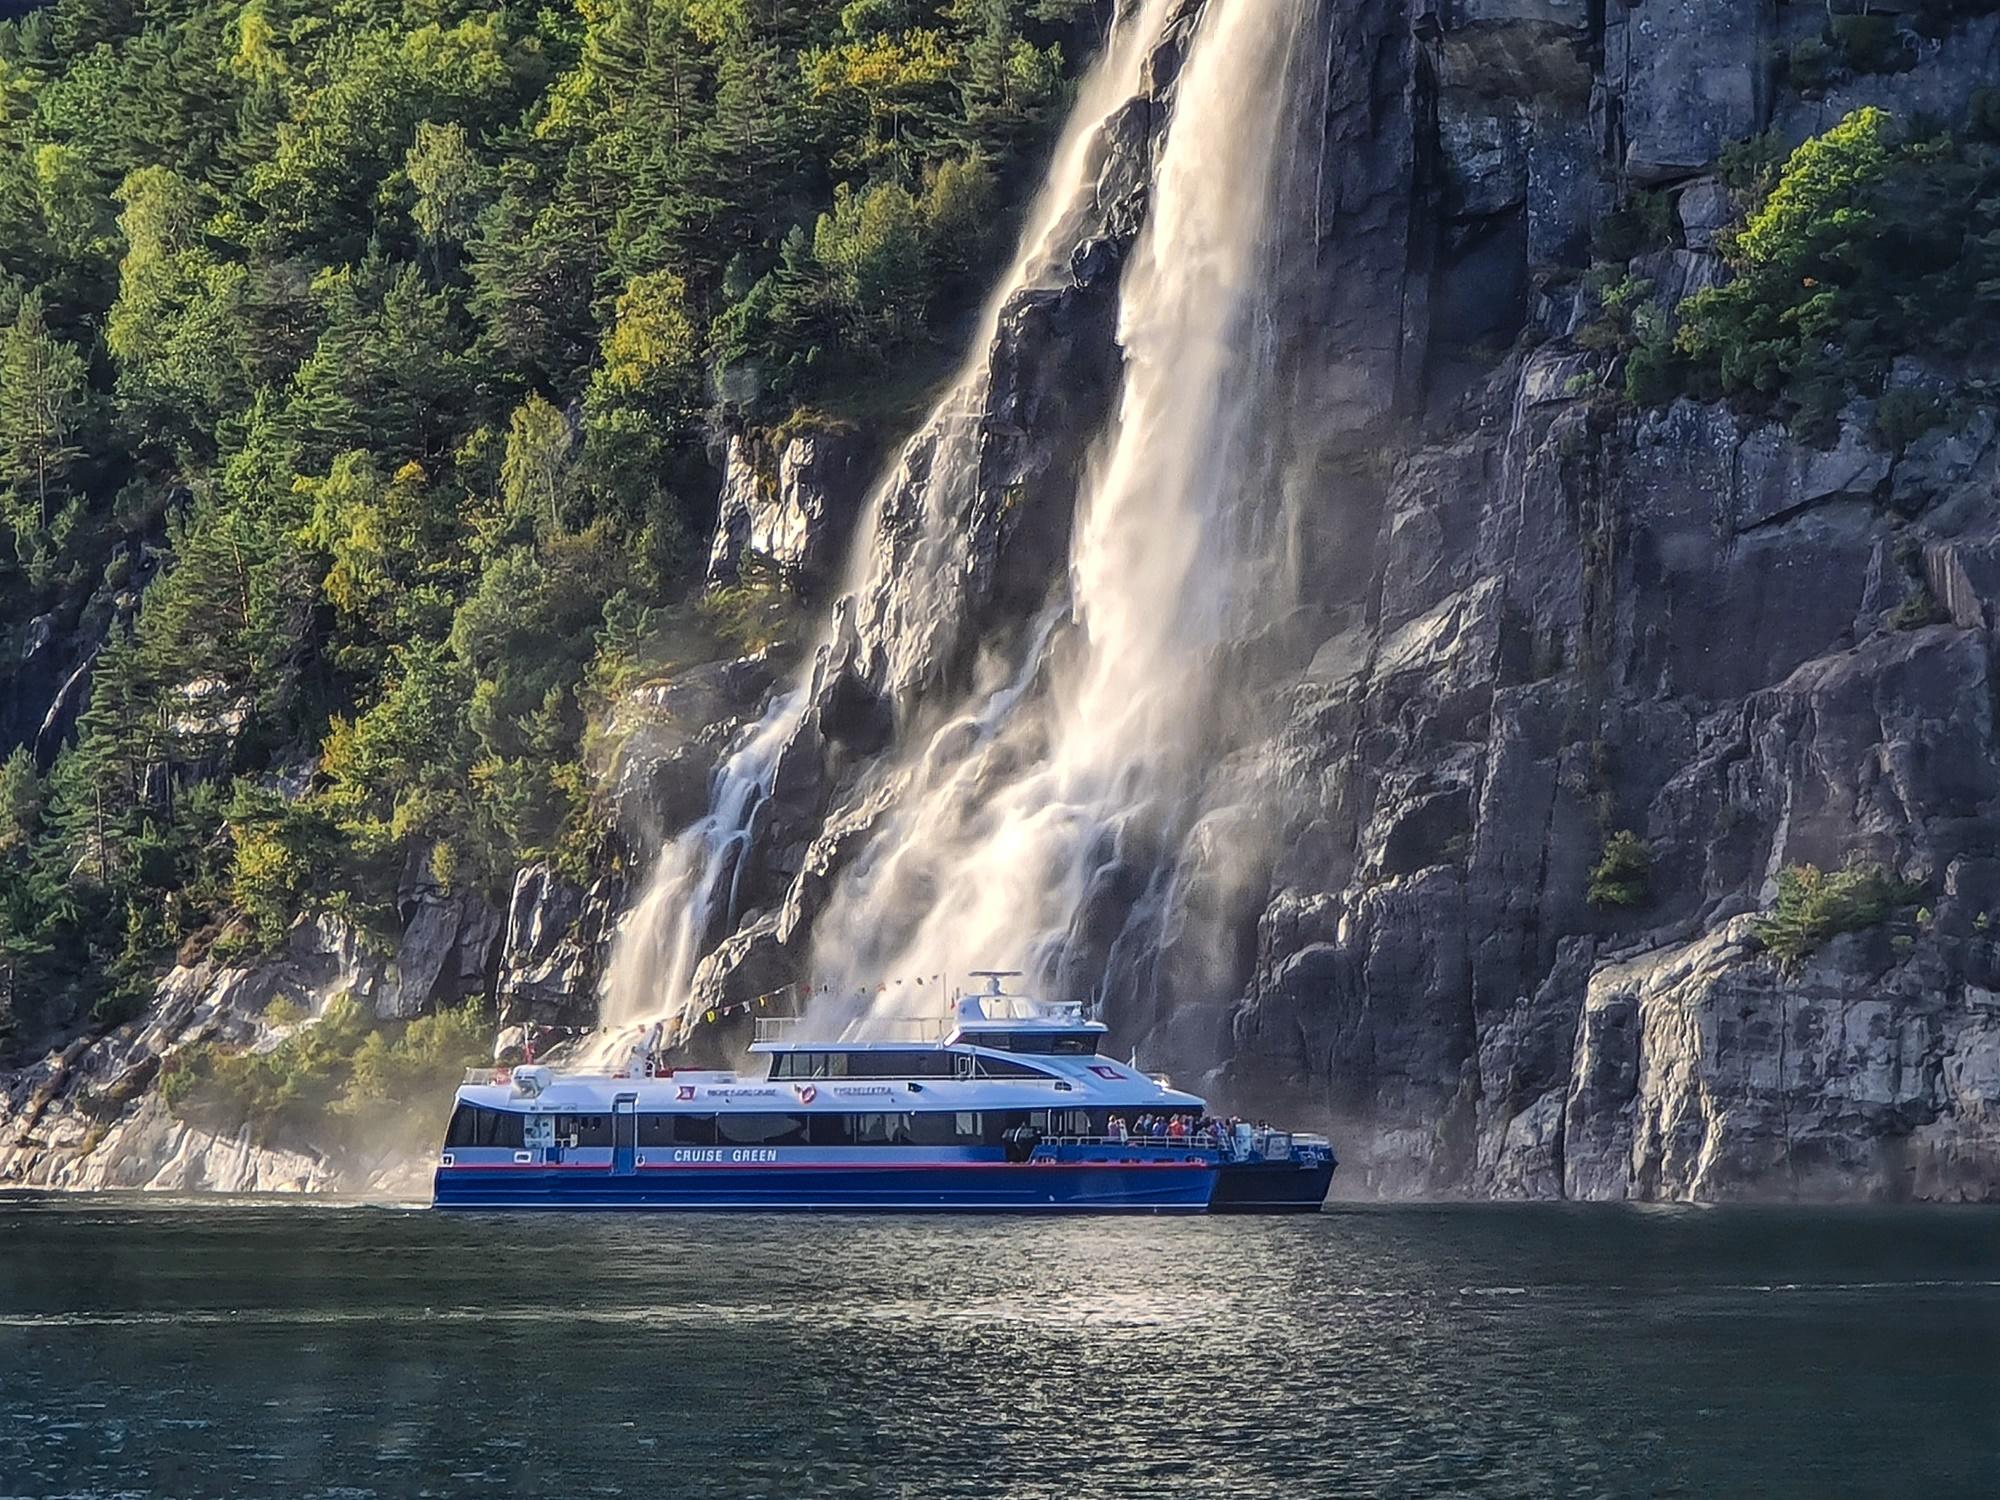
1 1196 1996 1498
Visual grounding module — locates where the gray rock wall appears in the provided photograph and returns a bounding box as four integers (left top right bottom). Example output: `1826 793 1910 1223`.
1218 0 2000 1199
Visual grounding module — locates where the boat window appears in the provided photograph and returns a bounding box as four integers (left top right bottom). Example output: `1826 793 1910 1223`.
773 1050 954 1079
807 1113 912 1145
445 1105 477 1147
978 1031 1096 1054
556 1114 612 1147
459 1107 524 1149
716 1112 809 1146
974 1054 1054 1079
905 1111 984 1147
857 1112 910 1145
842 1051 932 1077
638 1114 716 1146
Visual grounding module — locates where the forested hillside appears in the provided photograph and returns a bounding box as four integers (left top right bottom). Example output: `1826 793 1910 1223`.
0 0 1099 1053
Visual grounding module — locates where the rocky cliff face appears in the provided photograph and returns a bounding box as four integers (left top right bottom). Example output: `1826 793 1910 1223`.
1219 0 2000 1200
7 0 1997 1200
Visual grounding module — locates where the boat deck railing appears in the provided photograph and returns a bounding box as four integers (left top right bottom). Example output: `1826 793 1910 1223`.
1041 1134 1232 1157
1041 1132 1320 1163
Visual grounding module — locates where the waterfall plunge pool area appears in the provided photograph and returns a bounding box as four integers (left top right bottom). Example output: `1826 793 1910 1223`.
0 1194 1995 1498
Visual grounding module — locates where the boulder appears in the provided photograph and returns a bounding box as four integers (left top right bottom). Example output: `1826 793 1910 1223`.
1564 918 2000 1201
1675 176 1732 251
498 864 615 1022
1610 0 1775 181
705 429 869 588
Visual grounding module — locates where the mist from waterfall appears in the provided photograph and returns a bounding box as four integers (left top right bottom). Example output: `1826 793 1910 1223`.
807 0 1318 1045
583 0 1183 1060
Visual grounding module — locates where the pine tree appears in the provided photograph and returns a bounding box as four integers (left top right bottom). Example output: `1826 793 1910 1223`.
0 291 88 544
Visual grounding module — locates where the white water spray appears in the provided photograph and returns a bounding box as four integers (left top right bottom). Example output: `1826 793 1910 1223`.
808 0 1318 1036
584 0 1184 1059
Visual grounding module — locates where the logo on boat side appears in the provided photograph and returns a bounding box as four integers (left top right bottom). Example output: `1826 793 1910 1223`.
676 1085 696 1101
795 1084 818 1105
1089 1065 1122 1079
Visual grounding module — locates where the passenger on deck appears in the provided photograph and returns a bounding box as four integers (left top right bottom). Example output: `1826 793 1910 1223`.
1109 1116 1128 1143
1167 1115 1187 1143
1150 1117 1168 1140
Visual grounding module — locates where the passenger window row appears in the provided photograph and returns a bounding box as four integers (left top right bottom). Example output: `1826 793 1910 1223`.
446 1105 1142 1150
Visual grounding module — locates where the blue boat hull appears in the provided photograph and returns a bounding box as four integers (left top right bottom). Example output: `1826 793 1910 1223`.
433 1161 1217 1213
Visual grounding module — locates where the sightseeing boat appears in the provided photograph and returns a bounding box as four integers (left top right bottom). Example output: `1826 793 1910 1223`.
431 976 1336 1214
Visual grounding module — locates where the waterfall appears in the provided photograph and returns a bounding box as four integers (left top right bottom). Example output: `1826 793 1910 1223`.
804 0 1319 1052
585 0 1185 1059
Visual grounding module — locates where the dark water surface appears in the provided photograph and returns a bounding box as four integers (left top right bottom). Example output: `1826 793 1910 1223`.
1 1195 1996 1498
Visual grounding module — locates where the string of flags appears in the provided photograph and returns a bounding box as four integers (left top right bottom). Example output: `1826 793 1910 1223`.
695 974 951 1027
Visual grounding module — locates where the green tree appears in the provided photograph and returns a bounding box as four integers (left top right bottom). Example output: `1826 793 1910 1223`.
500 393 575 533
814 178 928 345
0 748 41 857
0 291 89 546
406 120 490 270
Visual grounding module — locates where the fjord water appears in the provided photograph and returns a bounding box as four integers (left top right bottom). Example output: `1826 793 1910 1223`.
4 1198 1996 1498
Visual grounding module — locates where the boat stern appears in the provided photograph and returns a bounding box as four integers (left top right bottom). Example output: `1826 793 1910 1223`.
1209 1131 1337 1214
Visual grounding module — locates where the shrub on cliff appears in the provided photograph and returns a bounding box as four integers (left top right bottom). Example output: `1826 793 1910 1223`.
1752 862 1923 975
1674 106 2000 435
699 553 805 656
1587 830 1653 910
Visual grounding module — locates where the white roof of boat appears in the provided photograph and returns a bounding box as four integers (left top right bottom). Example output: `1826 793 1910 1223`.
456 1047 1206 1113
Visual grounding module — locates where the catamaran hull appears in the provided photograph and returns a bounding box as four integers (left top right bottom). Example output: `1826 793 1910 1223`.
1208 1158 1337 1214
432 1161 1219 1213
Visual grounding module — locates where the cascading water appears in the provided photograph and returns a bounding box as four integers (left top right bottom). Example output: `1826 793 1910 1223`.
582 694 800 1063
584 0 1184 1061
805 0 1320 1054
